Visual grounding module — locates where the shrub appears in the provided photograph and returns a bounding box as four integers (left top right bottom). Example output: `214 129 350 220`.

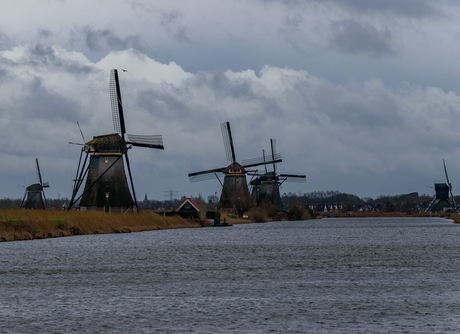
248 208 268 223
287 205 303 221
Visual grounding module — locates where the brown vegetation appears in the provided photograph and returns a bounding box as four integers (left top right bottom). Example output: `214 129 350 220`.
0 209 201 242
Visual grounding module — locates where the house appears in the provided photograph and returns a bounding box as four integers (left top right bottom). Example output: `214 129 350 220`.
175 198 201 219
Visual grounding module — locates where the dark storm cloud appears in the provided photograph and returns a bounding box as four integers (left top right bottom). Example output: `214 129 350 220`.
81 26 143 52
312 0 438 18
37 29 53 39
26 44 93 74
0 28 11 50
329 20 394 56
22 77 80 122
262 0 439 17
137 86 194 122
208 72 284 117
210 73 254 99
158 9 191 43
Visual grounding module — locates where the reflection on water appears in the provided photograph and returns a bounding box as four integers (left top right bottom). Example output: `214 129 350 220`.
1 217 460 333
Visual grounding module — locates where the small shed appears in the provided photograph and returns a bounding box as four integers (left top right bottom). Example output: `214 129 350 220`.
176 198 201 219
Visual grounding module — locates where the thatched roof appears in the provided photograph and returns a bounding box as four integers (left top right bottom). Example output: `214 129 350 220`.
85 133 126 153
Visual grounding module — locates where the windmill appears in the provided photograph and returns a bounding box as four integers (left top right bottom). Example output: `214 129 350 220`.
20 158 49 209
426 159 457 213
188 122 282 210
249 139 306 211
68 69 164 212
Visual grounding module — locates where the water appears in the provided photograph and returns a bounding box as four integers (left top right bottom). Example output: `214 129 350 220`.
1 217 460 333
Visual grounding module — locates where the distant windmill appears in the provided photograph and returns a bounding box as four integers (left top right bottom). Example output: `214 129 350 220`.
426 159 457 213
20 158 49 209
68 69 164 212
249 139 306 210
188 122 282 209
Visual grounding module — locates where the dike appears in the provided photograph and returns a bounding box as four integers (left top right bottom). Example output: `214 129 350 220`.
0 209 202 242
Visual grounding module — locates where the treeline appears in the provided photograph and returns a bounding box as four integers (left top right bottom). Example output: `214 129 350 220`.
0 196 205 211
0 190 454 214
280 191 442 213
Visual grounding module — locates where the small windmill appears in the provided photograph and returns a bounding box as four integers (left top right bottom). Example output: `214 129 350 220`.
20 158 49 209
249 139 306 210
426 159 457 213
188 122 282 209
68 69 164 212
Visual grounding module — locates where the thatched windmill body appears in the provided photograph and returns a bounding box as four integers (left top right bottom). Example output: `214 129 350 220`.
188 122 282 210
250 139 306 210
68 69 164 212
20 158 49 209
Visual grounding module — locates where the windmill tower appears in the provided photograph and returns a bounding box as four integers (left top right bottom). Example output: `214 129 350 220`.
20 158 49 209
426 159 457 213
250 139 306 210
68 69 164 212
188 122 282 210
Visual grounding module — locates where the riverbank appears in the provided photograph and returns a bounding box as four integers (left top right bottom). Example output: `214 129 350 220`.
1 209 458 242
0 209 202 242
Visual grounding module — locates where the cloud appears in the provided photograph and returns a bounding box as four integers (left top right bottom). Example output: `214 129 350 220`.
0 31 11 51
1 46 460 200
1 0 460 200
82 27 142 52
158 9 191 43
310 0 439 18
329 20 394 56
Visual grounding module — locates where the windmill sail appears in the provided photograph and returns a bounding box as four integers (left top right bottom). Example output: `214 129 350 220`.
221 121 236 162
126 134 164 149
110 69 164 149
110 69 126 137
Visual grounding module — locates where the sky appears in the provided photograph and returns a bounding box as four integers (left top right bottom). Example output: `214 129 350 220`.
1 0 460 202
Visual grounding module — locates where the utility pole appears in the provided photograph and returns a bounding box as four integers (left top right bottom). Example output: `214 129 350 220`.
164 190 178 209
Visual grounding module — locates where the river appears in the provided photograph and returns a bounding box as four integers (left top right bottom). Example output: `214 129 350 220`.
1 217 459 333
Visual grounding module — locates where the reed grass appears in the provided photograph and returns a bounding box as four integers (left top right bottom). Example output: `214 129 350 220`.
0 209 201 242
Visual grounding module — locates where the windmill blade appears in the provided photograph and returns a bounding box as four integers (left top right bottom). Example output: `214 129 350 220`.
444 159 457 211
279 174 306 183
188 166 226 182
443 159 451 186
42 187 47 210
188 167 226 182
110 69 126 137
241 154 283 168
68 142 84 146
36 158 43 185
241 153 282 167
270 139 277 174
124 149 139 212
127 134 164 149
221 122 236 162
263 149 267 173
77 121 86 142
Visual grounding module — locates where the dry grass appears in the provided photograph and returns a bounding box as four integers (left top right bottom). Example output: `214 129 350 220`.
448 213 460 224
0 209 201 242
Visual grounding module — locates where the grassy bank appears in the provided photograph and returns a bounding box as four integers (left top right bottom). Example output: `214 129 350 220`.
0 209 202 242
